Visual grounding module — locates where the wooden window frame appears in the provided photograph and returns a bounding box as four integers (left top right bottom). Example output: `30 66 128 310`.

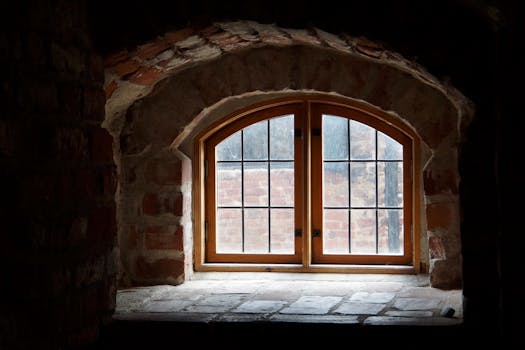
194 96 421 274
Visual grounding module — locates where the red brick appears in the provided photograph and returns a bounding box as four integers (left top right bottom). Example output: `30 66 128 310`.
142 192 182 216
199 25 221 37
128 225 137 249
104 50 129 67
426 202 453 230
129 66 164 85
87 206 116 242
109 58 141 77
83 87 105 121
164 28 195 44
423 169 458 195
284 29 322 45
174 194 183 216
132 40 170 60
90 127 113 163
58 84 82 117
99 166 117 195
104 80 118 99
135 256 184 280
208 32 243 47
144 159 181 185
354 37 384 58
429 236 446 259
144 225 183 250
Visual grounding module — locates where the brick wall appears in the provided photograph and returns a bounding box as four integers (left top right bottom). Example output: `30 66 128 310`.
103 20 473 289
0 1 115 348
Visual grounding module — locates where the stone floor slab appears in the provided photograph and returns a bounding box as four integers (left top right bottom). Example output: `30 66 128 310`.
141 300 193 312
279 296 342 315
216 314 267 322
349 292 395 303
270 314 359 324
194 294 247 307
385 310 433 317
184 305 232 313
233 300 287 313
334 302 385 315
393 297 441 310
364 316 462 326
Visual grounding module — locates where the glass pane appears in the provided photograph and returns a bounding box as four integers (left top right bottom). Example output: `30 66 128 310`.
323 209 349 254
350 120 375 160
270 162 294 207
378 132 402 160
244 162 268 206
350 209 376 254
323 162 349 207
378 162 403 208
217 162 241 206
217 132 241 161
216 209 242 253
323 115 349 160
270 115 294 160
270 209 294 254
243 120 268 160
244 209 269 253
378 209 403 255
350 162 376 207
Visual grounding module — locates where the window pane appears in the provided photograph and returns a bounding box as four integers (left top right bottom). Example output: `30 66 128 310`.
351 209 376 254
270 115 294 160
217 162 241 206
323 209 349 254
378 132 402 160
378 209 403 255
243 120 268 160
350 162 376 207
323 115 349 160
244 209 269 253
378 162 403 208
323 162 349 207
217 132 241 161
216 209 242 253
270 162 294 207
244 162 268 206
350 120 375 160
270 209 294 254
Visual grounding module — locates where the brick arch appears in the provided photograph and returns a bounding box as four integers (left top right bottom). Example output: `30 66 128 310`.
103 21 473 289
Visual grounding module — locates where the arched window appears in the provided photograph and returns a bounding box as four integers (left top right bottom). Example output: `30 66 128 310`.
196 98 418 271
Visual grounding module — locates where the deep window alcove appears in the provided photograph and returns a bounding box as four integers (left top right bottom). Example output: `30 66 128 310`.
103 21 473 289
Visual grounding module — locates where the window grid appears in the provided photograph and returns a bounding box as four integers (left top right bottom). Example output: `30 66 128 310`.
322 117 403 255
216 119 294 254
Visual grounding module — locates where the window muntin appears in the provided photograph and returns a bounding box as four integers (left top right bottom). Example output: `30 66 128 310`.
214 115 295 255
321 115 404 256
204 100 413 266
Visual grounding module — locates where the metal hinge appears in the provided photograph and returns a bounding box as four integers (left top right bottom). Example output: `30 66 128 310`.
312 128 321 136
294 128 303 137
295 228 302 237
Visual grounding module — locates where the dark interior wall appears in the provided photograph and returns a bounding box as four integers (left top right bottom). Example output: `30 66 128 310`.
1 0 522 347
1 1 116 348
